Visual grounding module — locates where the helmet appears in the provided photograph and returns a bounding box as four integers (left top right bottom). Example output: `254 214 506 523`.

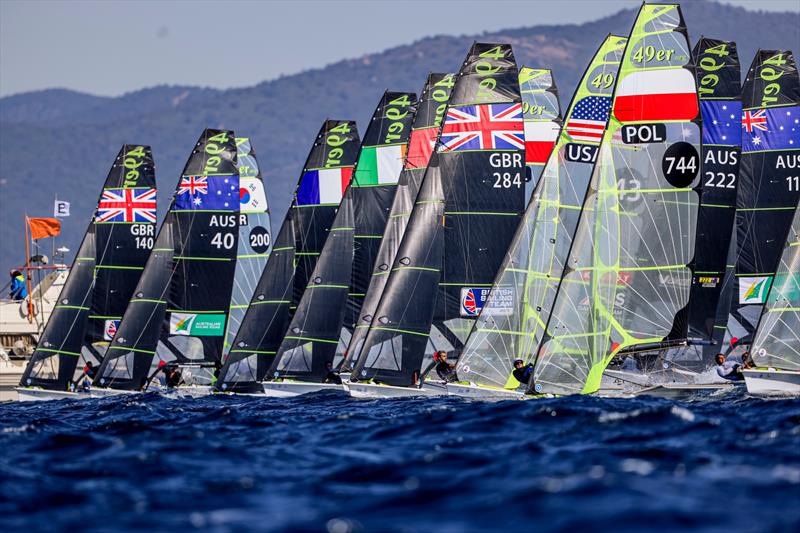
513 358 524 366
158 360 167 368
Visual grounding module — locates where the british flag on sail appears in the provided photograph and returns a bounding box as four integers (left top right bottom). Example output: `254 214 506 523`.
438 103 524 152
96 188 157 223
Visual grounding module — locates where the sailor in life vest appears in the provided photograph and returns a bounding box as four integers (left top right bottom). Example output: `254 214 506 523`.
9 270 27 300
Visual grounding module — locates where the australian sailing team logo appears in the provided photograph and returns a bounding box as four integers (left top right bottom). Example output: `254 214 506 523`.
96 188 157 223
738 276 772 304
169 312 226 336
103 319 120 341
439 103 524 152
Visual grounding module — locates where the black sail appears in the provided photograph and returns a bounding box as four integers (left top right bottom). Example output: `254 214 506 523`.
20 145 157 391
729 50 800 347
350 43 526 387
268 93 417 383
216 121 360 392
342 74 455 371
95 130 239 390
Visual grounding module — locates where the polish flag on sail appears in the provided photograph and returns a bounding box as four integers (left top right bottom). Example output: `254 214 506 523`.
523 121 560 165
613 69 698 122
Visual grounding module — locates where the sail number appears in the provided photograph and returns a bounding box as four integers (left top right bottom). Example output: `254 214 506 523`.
131 224 154 249
662 142 700 188
324 121 353 167
249 226 271 254
211 232 235 249
788 176 800 192
704 172 736 189
489 153 522 188
123 145 147 188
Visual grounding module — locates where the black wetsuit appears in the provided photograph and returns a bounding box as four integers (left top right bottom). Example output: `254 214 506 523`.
512 363 533 384
165 369 183 388
325 371 342 384
436 362 457 382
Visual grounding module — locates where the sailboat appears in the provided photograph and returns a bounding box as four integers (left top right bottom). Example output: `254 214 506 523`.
603 37 744 396
344 43 531 398
92 129 240 396
340 73 456 377
215 120 360 393
17 145 158 401
526 3 702 396
449 35 627 400
743 204 800 395
723 50 800 358
259 92 417 396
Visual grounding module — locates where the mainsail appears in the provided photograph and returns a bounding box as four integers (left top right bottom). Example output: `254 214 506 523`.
751 205 800 370
216 121 360 392
266 93 416 383
728 50 800 346
95 130 239 390
20 145 157 391
342 74 455 371
520 67 561 195
532 3 702 395
456 35 627 391
349 43 526 387
224 137 271 349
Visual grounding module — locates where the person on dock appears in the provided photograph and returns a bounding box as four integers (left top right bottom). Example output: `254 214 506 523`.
715 353 743 381
434 351 458 382
512 359 534 385
9 270 27 300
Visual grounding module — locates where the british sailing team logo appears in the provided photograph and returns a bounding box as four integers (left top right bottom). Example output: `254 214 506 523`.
738 276 772 304
103 320 120 341
460 287 491 317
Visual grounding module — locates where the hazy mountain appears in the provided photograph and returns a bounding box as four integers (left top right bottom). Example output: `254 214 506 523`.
1 0 798 277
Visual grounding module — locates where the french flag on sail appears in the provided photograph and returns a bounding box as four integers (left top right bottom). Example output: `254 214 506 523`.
296 167 353 206
613 69 698 123
523 121 560 165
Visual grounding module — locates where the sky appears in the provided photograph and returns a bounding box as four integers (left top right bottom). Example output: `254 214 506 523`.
1 0 798 98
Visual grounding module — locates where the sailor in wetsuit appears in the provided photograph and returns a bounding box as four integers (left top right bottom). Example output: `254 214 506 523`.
715 353 743 381
324 361 342 384
162 363 183 388
512 359 534 385
434 351 458 382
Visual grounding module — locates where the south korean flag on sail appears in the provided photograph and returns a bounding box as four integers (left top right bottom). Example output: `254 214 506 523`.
239 178 268 213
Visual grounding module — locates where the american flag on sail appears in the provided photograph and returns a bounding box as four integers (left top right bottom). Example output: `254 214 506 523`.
438 103 524 152
565 96 611 143
96 188 157 223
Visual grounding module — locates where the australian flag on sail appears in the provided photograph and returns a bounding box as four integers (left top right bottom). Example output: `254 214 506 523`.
96 188 157 223
438 103 524 152
742 106 800 153
174 175 239 211
565 96 611 144
701 100 742 145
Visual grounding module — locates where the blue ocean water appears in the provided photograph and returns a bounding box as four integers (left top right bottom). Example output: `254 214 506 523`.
1 390 798 532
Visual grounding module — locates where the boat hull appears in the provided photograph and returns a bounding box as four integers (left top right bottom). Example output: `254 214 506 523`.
89 387 138 398
344 381 447 399
633 382 740 400
259 381 344 397
15 387 90 402
743 369 800 397
446 382 526 400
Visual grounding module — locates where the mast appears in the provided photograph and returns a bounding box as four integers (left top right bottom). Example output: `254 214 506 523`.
95 130 238 390
342 74 455 371
349 43 526 387
728 50 800 347
20 145 157 391
267 93 417 383
750 204 800 370
456 35 627 391
216 121 360 392
224 137 271 349
532 3 702 395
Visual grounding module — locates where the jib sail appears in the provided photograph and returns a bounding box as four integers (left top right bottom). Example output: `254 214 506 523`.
266 93 416 383
342 74 455 371
728 50 800 347
349 43 526 387
456 35 627 391
20 145 157 391
750 205 800 370
94 130 239 391
532 4 702 395
216 121 360 392
224 137 271 349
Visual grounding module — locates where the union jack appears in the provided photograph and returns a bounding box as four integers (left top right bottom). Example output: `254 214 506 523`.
439 103 524 152
178 176 208 195
96 188 157 223
742 109 768 133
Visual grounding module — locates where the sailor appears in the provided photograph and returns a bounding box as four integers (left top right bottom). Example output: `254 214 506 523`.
741 351 755 370
434 351 458 382
80 361 97 391
512 359 534 385
715 353 743 381
324 361 342 384
9 270 27 300
163 363 183 388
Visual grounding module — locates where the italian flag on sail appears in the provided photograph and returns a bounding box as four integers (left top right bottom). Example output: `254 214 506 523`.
613 69 698 122
354 145 406 186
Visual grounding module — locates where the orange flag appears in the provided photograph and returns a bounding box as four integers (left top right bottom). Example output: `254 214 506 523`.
28 217 61 240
